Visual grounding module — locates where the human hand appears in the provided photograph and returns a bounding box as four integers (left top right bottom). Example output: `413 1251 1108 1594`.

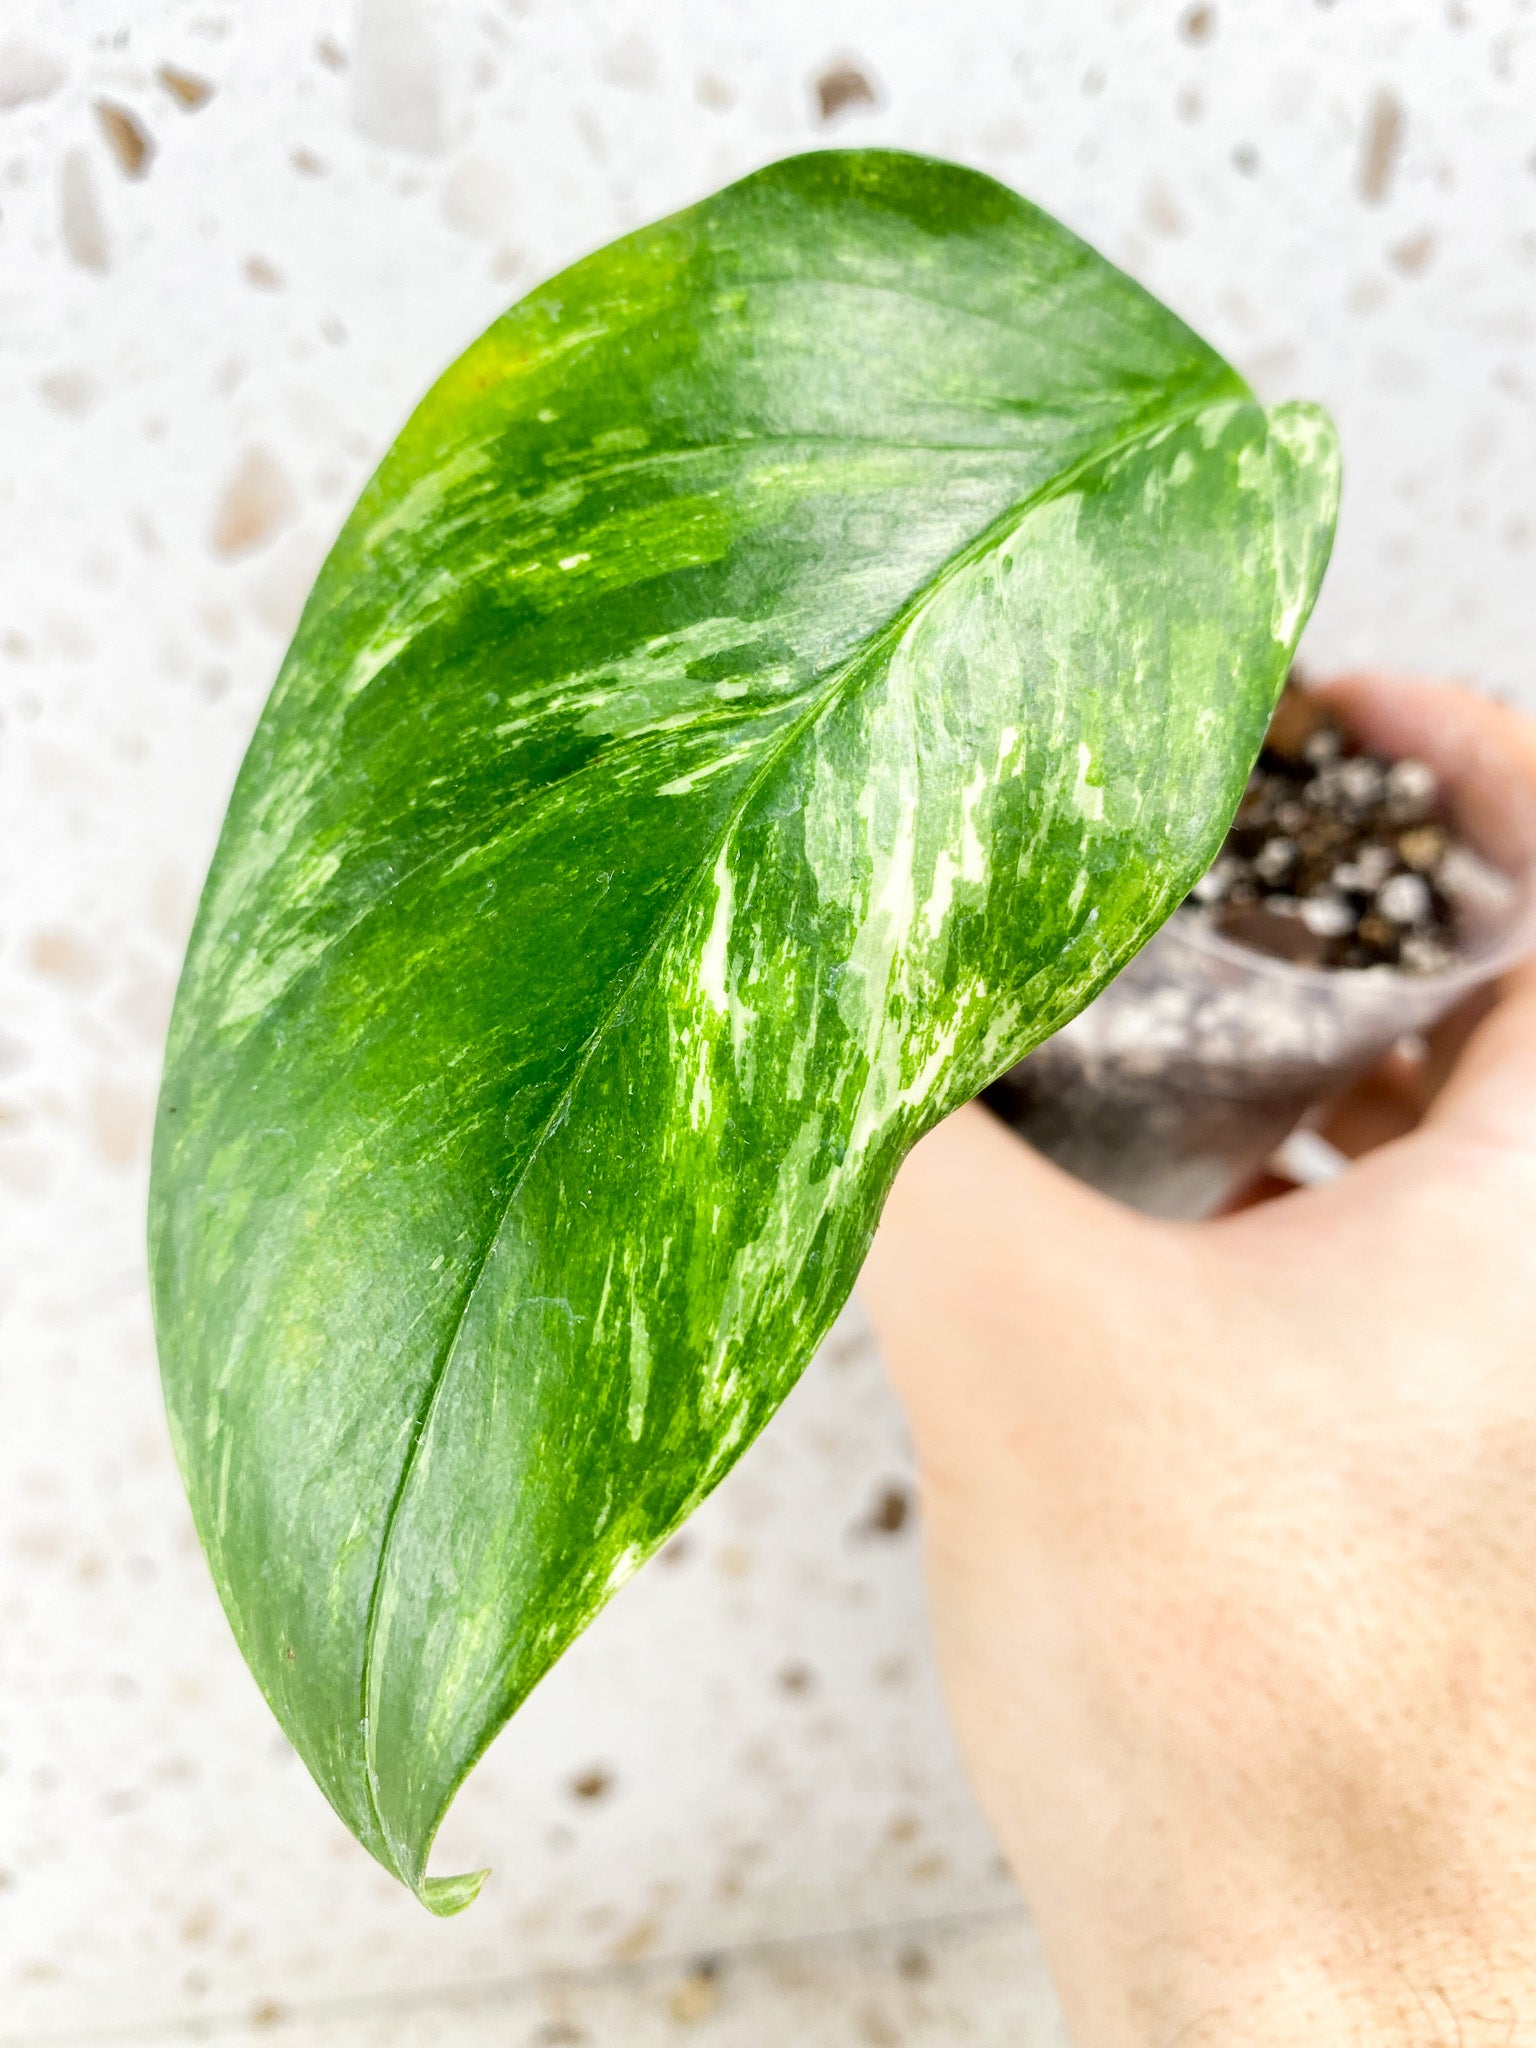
861 676 1536 2048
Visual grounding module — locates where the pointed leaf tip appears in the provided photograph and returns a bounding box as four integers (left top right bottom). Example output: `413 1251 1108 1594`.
421 1867 490 1917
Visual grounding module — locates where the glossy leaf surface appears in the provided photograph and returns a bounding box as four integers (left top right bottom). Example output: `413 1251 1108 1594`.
150 149 1340 1909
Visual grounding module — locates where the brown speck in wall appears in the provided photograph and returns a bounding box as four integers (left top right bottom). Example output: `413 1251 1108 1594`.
777 1661 815 1696
1389 228 1435 275
90 1078 149 1170
351 0 446 154
1346 274 1388 315
1141 179 1186 237
1180 4 1216 40
94 100 154 179
612 1914 660 1961
858 2006 900 2047
896 1943 932 1981
598 31 658 91
669 1959 721 2024
60 150 110 272
31 927 102 990
0 38 67 109
823 1324 866 1367
816 61 878 122
158 63 214 110
1232 142 1260 176
243 254 284 290
249 2003 286 2030
316 34 347 70
37 368 100 417
197 600 238 648
570 1765 612 1801
537 2027 587 2047
211 449 296 557
0 40 67 110
180 1902 216 1944
1359 87 1405 204
696 71 736 111
865 1481 911 1535
291 145 326 175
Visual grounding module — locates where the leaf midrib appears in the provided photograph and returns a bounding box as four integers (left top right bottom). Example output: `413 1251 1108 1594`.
356 383 1246 1884
205 431 1140 1028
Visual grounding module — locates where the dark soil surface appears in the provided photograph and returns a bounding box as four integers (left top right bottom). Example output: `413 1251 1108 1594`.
1189 680 1464 973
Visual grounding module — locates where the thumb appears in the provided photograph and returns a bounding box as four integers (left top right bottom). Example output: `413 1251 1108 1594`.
1411 956 1536 1168
1313 673 1536 1178
861 1102 1171 1475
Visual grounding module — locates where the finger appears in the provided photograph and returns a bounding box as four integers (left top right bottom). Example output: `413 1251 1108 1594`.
1311 669 1536 890
1211 1054 1439 1212
1218 1035 1460 1217
1217 1168 1301 1216
863 1101 1112 1347
1311 988 1497 1160
1417 969 1536 1162
861 1102 1158 1445
1402 982 1502 1104
1317 1048 1430 1160
1315 673 1536 975
1225 676 1536 1206
1317 679 1536 1164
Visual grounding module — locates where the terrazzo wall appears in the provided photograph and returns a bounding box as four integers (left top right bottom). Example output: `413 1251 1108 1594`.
2 1 1534 2042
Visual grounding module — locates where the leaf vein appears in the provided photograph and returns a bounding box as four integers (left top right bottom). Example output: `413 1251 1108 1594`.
355 387 1235 1883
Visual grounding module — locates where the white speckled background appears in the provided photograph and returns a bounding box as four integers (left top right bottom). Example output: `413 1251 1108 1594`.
1 1 1533 2041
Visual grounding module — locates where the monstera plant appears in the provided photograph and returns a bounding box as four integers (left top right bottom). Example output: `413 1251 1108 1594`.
149 148 1340 1911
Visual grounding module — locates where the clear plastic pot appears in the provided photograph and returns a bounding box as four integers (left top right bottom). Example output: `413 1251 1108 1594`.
987 679 1536 1219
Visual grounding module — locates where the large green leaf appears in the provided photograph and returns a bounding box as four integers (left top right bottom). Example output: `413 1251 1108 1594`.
150 148 1339 1910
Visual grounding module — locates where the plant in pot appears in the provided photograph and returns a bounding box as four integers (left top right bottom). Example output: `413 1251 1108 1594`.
148 148 1340 1911
984 673 1536 1218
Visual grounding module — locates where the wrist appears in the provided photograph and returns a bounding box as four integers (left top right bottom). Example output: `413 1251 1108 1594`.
1042 1908 1536 2048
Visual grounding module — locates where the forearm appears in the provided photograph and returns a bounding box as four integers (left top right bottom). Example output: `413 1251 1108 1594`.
924 1458 1536 2048
1031 1890 1536 2048
936 1607 1536 2047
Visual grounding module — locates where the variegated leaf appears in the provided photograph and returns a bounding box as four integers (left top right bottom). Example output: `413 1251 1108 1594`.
150 148 1340 1909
